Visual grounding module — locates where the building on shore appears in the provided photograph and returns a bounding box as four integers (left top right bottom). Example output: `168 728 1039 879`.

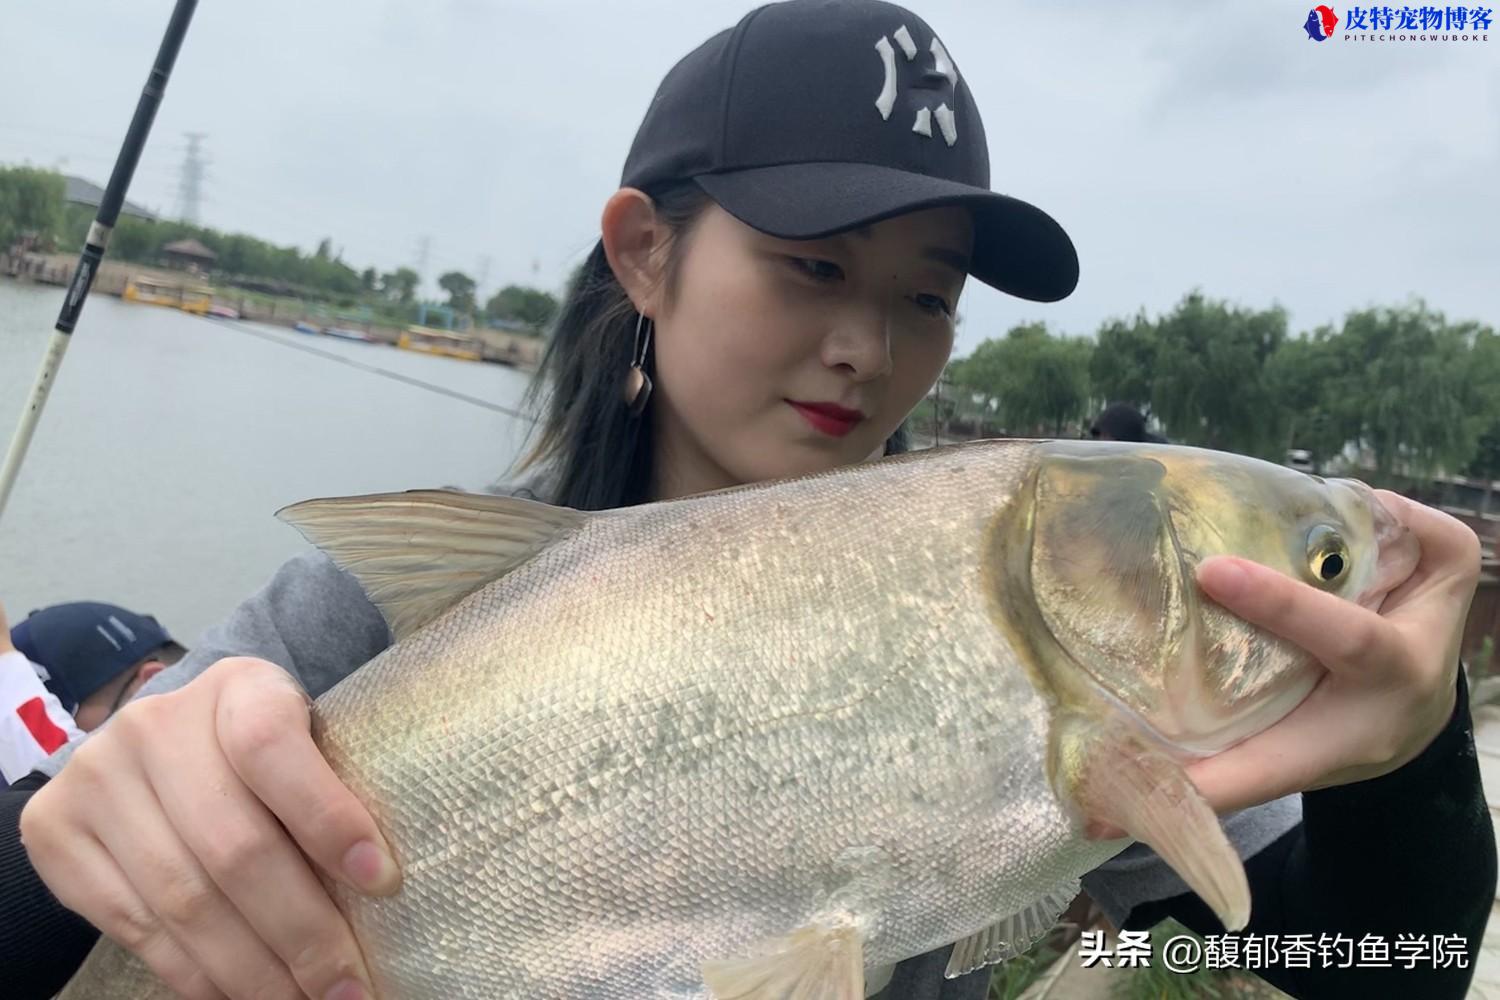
62 175 156 222
160 238 217 275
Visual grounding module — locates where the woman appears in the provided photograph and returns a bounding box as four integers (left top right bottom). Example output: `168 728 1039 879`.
3 2 1490 998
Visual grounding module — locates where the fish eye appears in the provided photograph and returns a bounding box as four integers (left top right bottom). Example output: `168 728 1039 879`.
1306 525 1350 586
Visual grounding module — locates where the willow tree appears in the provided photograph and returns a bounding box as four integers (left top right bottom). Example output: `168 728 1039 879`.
1147 292 1288 458
951 323 1092 438
1333 303 1500 481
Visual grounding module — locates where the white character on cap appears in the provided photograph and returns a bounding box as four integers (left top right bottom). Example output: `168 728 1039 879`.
874 24 958 146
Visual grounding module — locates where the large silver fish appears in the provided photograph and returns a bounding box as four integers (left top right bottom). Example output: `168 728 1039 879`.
56 439 1419 999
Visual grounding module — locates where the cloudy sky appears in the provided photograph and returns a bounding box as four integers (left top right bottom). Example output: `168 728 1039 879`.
4 0 1496 357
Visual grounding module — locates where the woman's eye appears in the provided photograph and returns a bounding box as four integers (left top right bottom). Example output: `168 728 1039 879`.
913 293 953 317
788 257 844 282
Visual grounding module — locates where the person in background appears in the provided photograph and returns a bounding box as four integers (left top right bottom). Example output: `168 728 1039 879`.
0 601 186 785
1089 401 1166 443
0 603 83 790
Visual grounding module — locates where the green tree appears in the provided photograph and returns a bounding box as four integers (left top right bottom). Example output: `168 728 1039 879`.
360 267 377 292
1333 303 1498 481
2 167 391 307
1148 292 1288 457
1090 311 1159 413
216 231 277 277
1466 421 1500 515
53 204 367 298
438 271 478 315
486 284 559 332
950 323 1092 437
302 252 361 296
106 215 157 261
381 268 420 305
0 166 66 250
1264 327 1356 469
1467 329 1500 511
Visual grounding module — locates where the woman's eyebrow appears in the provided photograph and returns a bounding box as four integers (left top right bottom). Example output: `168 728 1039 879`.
923 246 971 276
828 230 966 277
838 229 970 275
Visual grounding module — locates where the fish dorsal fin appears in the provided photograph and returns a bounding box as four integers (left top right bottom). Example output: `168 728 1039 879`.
944 878 1081 978
701 919 865 1000
275 489 589 642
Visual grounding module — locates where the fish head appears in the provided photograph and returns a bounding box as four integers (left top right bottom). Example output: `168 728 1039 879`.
1012 441 1420 757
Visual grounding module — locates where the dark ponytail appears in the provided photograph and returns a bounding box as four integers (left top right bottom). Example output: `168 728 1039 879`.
512 182 912 511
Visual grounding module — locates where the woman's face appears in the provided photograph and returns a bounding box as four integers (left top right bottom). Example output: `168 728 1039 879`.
648 202 971 499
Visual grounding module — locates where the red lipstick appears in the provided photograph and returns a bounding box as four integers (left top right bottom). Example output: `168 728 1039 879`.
787 400 865 438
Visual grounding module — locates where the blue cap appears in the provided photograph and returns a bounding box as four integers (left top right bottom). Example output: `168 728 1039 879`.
9 602 178 714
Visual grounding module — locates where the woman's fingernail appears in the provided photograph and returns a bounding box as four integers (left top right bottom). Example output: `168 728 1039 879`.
1201 559 1249 600
325 978 368 1000
342 839 399 893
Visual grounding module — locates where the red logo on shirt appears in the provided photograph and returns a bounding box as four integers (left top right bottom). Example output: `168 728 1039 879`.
16 697 69 754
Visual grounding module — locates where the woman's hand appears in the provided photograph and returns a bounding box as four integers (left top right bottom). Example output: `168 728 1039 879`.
1186 489 1482 813
20 656 401 1000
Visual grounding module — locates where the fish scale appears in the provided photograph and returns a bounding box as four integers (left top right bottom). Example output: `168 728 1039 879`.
56 439 1416 999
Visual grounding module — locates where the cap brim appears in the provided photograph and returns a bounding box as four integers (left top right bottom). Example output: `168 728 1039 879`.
694 162 1079 303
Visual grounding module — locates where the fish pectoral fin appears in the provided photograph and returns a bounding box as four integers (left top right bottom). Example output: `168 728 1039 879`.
944 878 1081 978
701 919 865 1000
275 489 589 642
863 963 895 998
1057 713 1250 932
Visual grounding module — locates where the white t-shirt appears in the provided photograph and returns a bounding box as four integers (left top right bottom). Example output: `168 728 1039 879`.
0 648 86 785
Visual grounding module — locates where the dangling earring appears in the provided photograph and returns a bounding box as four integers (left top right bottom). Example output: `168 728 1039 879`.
623 312 653 417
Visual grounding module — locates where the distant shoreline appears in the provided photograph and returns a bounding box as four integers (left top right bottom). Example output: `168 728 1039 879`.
0 252 542 372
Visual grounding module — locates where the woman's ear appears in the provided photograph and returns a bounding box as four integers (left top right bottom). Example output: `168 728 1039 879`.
601 188 668 316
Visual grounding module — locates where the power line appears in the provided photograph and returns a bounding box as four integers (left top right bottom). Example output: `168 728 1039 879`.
0 121 190 153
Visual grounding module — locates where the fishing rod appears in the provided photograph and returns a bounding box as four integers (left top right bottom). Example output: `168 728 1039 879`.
0 0 200 523
226 318 536 419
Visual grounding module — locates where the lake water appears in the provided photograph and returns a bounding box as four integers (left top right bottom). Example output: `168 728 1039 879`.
0 280 538 644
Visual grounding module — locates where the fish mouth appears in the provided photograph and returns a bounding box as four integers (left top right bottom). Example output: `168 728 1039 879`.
1334 479 1421 611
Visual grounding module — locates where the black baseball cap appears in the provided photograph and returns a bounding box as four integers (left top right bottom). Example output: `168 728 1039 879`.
9 602 181 714
621 0 1079 302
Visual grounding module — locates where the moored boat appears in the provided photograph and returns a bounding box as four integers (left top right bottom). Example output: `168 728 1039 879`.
122 275 214 316
323 326 375 343
397 324 482 361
